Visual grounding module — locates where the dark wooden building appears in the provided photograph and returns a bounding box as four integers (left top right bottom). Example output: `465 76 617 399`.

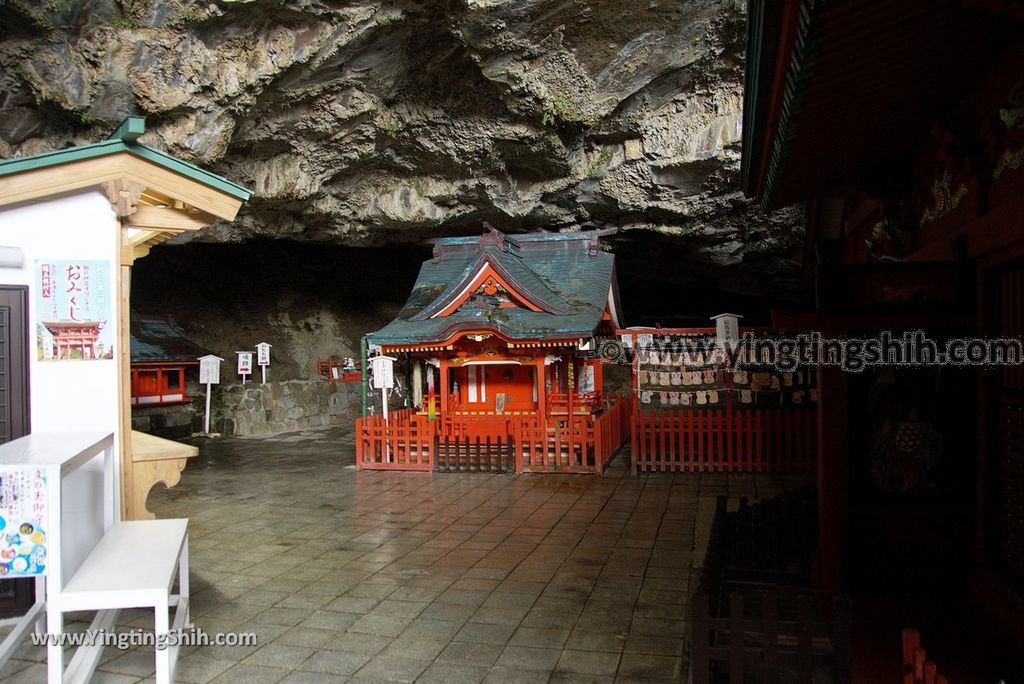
743 1 1024 679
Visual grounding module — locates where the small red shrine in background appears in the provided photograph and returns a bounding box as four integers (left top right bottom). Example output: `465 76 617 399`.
130 316 210 407
355 226 630 473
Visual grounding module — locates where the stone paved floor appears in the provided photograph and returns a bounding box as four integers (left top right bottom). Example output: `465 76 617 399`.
0 425 810 683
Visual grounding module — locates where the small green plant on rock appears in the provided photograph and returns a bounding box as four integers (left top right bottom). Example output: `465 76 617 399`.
586 147 612 178
542 97 570 127
378 113 402 138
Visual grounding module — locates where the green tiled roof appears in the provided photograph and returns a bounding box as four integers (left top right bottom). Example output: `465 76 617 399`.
131 315 211 363
0 116 251 201
369 228 621 346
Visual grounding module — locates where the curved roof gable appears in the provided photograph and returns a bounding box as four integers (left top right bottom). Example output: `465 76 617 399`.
369 227 622 346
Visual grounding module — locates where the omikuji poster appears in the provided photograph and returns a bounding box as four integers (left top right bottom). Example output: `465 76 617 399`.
35 260 114 361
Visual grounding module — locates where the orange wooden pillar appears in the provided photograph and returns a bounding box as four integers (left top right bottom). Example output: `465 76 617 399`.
439 357 450 423
535 357 547 418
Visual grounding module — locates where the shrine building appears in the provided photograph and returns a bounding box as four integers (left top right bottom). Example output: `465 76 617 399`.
356 226 630 473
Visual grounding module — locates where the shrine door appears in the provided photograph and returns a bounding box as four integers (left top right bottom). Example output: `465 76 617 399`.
0 286 32 617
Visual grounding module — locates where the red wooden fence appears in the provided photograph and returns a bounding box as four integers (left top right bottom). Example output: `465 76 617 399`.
631 398 817 473
355 409 436 471
513 397 629 473
355 396 630 473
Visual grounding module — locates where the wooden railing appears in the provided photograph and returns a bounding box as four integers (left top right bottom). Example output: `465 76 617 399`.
691 492 851 684
355 396 630 473
355 409 436 470
513 394 629 473
594 395 630 470
547 391 603 414
632 399 817 473
436 436 513 473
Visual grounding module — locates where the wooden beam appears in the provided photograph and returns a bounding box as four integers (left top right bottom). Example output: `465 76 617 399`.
126 204 217 231
0 155 126 209
118 264 136 520
0 153 244 221
122 155 243 220
120 242 151 266
909 196 1024 262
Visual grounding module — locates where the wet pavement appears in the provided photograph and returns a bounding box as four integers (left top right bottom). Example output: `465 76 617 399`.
1 425 810 683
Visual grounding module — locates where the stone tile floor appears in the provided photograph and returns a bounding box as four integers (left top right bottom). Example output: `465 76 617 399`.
0 425 810 683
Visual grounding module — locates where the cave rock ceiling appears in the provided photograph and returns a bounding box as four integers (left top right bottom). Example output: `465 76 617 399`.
0 0 805 302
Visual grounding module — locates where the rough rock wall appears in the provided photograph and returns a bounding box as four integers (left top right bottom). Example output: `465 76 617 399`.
0 0 805 304
130 240 426 381
218 379 360 436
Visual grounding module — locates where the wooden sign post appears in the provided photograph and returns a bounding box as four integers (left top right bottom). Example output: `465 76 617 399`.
198 355 223 435
256 342 271 385
711 313 742 366
236 351 252 385
370 355 397 462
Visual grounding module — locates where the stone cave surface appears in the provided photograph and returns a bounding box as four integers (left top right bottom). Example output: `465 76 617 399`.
0 0 807 378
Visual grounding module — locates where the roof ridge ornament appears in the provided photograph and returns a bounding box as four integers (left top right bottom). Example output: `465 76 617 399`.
480 222 521 255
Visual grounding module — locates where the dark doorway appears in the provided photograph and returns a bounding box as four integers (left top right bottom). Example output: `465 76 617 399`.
0 286 32 618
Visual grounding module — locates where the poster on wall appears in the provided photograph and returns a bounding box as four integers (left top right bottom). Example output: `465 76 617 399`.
35 260 113 361
0 468 48 577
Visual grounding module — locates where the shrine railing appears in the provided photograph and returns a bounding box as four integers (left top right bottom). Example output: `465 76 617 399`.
631 398 817 473
355 409 437 471
355 396 631 473
514 395 629 473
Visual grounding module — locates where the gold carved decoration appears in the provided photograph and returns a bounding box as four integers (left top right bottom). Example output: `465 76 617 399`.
994 146 1024 180
919 169 968 227
864 219 905 262
993 81 1024 180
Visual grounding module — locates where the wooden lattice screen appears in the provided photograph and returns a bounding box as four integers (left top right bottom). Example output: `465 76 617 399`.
993 267 1024 596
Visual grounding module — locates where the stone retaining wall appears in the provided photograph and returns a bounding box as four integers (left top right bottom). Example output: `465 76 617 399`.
131 404 198 439
219 380 361 436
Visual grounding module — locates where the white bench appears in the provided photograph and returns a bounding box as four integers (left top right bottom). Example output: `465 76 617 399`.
50 519 190 684
0 433 191 684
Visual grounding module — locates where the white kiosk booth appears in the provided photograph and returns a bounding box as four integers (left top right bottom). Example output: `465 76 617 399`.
0 118 250 681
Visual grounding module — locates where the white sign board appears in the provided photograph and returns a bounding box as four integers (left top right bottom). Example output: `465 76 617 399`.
371 356 396 389
711 313 742 347
256 342 271 366
198 355 222 385
237 352 253 375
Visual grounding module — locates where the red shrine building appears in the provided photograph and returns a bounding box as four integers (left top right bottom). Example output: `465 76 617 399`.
356 227 629 473
41 320 109 360
743 0 1024 680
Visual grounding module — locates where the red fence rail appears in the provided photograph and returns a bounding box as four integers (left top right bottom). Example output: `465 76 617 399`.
631 398 817 473
355 396 630 473
355 409 436 471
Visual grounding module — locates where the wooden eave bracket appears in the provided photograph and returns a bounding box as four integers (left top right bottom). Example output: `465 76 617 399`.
102 178 145 217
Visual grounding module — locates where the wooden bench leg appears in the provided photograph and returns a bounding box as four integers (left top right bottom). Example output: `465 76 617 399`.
180 534 190 625
155 593 171 684
46 601 63 684
157 533 191 684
